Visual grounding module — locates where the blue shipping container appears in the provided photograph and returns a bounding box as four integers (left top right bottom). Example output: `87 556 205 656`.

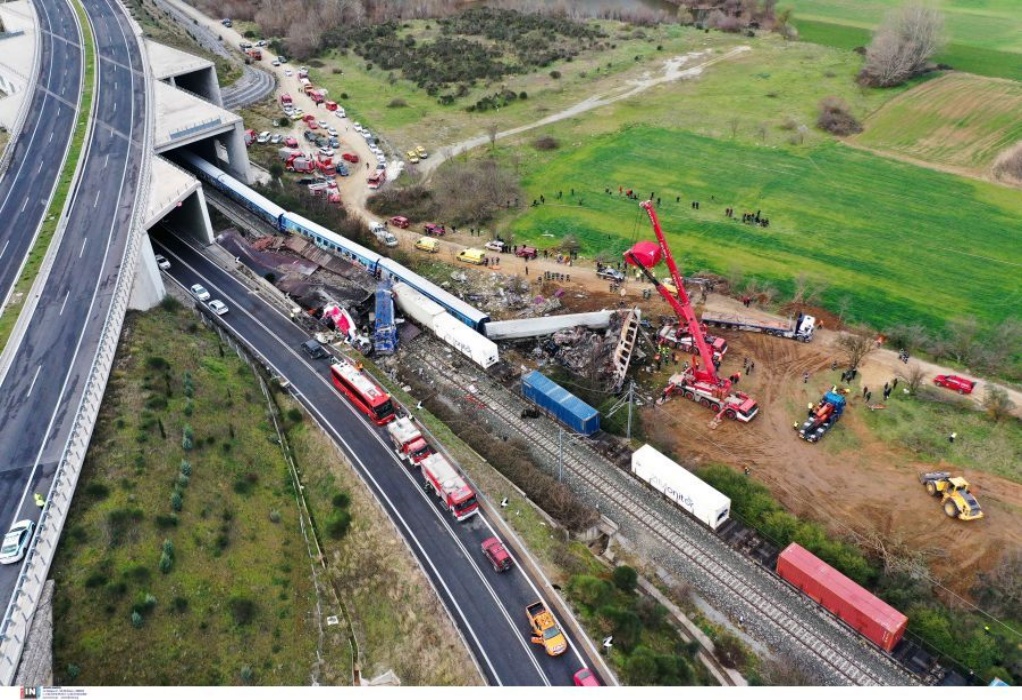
521 371 600 436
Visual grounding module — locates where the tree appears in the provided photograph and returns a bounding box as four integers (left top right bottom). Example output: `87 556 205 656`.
982 385 1015 422
859 2 945 87
486 123 499 150
837 332 876 369
625 645 659 685
268 163 284 180
897 362 927 394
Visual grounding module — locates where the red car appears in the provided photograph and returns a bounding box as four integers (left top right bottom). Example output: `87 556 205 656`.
341 152 360 163
284 136 299 148
933 374 976 395
573 669 600 686
389 215 410 228
424 223 446 236
480 537 513 573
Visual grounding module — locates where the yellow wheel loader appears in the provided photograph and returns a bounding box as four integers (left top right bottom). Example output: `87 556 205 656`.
919 471 984 521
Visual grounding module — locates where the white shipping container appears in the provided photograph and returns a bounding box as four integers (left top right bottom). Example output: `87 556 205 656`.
631 445 730 530
393 282 446 329
432 313 499 369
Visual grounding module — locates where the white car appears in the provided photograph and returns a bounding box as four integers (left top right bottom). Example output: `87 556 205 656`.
284 68 293 76
327 127 338 137
319 147 335 157
256 40 267 47
208 300 229 316
334 107 346 118
256 131 270 144
0 520 35 565
154 254 171 270
485 240 506 252
271 58 281 67
317 120 328 129
190 284 211 301
270 134 283 144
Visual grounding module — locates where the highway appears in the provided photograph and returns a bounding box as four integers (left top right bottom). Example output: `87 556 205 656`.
0 0 146 609
152 229 604 686
0 0 82 308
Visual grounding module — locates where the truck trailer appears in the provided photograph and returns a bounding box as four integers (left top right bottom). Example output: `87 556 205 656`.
420 454 478 521
702 311 816 343
631 445 730 530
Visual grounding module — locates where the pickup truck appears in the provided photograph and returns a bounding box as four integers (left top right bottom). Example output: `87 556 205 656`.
526 601 567 656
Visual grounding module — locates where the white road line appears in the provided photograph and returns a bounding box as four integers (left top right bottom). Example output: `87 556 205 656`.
79 237 87 257
49 132 53 143
104 154 109 169
93 190 100 208
59 289 70 316
20 199 28 213
161 246 537 685
0 240 9 259
26 366 42 398
36 161 43 174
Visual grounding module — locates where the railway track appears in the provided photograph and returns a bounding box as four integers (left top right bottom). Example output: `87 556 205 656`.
406 339 915 686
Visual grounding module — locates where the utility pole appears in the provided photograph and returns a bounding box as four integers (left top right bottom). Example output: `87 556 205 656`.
626 381 635 440
558 427 563 482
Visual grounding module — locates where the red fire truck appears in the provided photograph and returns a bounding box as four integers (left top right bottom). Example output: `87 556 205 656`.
329 361 396 425
420 454 478 521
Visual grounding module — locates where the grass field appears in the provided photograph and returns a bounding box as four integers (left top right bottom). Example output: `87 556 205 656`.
852 73 1022 171
790 0 1022 81
505 126 1022 333
52 303 321 684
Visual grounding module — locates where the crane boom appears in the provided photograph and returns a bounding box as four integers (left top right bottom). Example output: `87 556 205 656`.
626 201 723 388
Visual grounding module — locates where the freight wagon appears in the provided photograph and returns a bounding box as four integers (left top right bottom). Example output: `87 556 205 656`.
631 445 730 531
520 371 600 436
776 543 908 653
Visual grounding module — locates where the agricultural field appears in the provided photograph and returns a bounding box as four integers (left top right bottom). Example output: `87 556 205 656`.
506 126 1022 334
788 0 1022 80
851 73 1022 173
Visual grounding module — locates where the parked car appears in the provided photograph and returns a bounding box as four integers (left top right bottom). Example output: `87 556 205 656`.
154 254 171 270
424 223 446 236
271 58 280 66
390 216 410 228
597 267 625 282
301 339 330 359
375 162 386 171
515 245 538 260
406 150 419 163
341 152 359 163
484 240 505 252
256 40 267 47
327 127 338 137
317 120 328 129
573 669 600 687
297 176 327 186
270 134 283 144
480 537 513 572
933 374 977 394
0 520 35 565
208 300 229 316
415 145 428 158
256 131 270 144
283 68 293 76
319 147 335 157
284 136 299 148
328 137 340 148
334 107 346 118
190 284 210 301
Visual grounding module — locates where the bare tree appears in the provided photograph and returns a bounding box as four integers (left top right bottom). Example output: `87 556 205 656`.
486 122 499 150
897 362 926 394
860 1 945 87
791 272 826 307
837 332 876 369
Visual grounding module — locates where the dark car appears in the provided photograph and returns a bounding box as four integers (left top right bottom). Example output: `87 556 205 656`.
481 536 513 572
597 267 625 282
300 339 330 360
933 374 976 394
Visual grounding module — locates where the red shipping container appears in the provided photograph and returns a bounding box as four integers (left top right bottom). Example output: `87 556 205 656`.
777 543 907 652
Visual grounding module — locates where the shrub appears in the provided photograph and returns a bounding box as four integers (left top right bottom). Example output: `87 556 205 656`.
177 474 190 488
131 611 143 628
533 135 559 151
172 596 188 613
85 571 109 588
124 564 150 583
155 513 178 529
66 664 81 681
387 98 407 108
233 478 253 495
331 492 351 509
171 492 183 511
549 70 561 79
180 460 191 476
184 399 194 416
612 565 638 592
145 356 169 371
269 510 282 523
286 407 303 423
85 482 110 499
325 510 352 539
159 551 173 574
228 596 258 626
816 96 862 136
159 295 181 312
240 665 254 684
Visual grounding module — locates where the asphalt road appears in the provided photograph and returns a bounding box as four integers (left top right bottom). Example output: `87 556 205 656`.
152 229 604 686
0 0 82 308
0 0 145 609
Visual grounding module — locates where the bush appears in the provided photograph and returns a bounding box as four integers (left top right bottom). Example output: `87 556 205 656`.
569 575 615 610
177 473 190 488
145 356 169 371
131 611 143 628
549 70 561 79
286 407 303 423
85 482 110 499
180 460 191 476
85 571 109 588
325 510 352 539
228 596 258 626
155 513 178 529
170 492 183 511
533 135 559 151
612 565 638 592
172 596 189 613
816 97 862 136
387 98 407 108
159 551 173 574
331 492 351 509
269 509 282 523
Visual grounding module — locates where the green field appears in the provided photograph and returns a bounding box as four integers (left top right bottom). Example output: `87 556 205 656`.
507 126 1022 333
852 73 1022 170
790 0 1022 81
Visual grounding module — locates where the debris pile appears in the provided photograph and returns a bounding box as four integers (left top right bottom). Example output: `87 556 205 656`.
537 310 640 389
444 270 534 317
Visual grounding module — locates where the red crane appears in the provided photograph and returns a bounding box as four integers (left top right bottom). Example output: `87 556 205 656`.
625 201 759 424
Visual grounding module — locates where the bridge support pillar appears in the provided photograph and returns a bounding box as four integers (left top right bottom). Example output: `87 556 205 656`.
129 235 166 311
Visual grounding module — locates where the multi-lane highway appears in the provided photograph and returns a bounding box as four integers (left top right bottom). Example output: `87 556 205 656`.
151 229 604 686
0 0 82 306
0 0 146 606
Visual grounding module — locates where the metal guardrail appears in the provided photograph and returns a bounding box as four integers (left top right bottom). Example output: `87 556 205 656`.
0 0 155 684
0 2 42 180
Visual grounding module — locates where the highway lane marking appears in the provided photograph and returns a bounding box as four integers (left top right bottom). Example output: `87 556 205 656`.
49 132 53 143
79 238 87 257
0 240 8 259
26 366 42 398
93 190 100 208
20 199 28 213
158 244 535 686
59 289 70 316
104 154 109 169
